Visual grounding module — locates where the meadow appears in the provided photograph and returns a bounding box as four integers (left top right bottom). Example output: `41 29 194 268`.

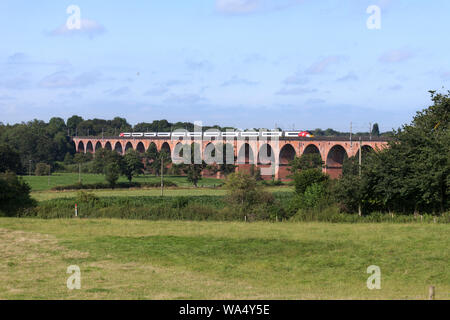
22 173 224 191
5 173 447 300
0 218 448 299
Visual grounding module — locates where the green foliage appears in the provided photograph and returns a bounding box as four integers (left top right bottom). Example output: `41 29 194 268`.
34 163 51 176
123 150 144 182
371 123 380 137
76 190 99 205
224 172 277 220
145 144 171 176
0 144 22 174
0 172 36 216
334 91 449 214
63 152 74 164
73 152 92 164
289 153 324 172
179 143 205 187
51 180 177 191
293 168 329 195
105 162 120 188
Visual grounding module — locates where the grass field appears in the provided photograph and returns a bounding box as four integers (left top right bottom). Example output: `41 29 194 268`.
0 218 448 299
30 186 293 201
22 173 224 191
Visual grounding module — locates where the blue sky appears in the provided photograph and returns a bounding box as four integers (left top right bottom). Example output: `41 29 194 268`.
1 0 449 132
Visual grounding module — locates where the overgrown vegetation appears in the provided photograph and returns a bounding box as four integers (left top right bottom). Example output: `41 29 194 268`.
0 172 36 217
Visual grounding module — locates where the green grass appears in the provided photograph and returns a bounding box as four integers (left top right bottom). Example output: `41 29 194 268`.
21 173 224 191
0 218 448 299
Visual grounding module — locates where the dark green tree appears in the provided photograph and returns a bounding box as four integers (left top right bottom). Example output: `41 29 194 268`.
0 172 36 216
122 149 144 182
293 168 329 195
371 123 380 137
105 162 120 188
289 153 324 173
0 144 22 174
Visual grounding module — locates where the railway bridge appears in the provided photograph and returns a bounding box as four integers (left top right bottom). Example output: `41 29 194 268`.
72 134 389 180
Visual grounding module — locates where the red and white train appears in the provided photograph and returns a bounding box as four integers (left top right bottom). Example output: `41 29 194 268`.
119 131 314 138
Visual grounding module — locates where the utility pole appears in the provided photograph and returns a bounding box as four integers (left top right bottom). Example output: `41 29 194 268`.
350 122 353 147
358 137 362 217
369 122 372 141
160 157 164 197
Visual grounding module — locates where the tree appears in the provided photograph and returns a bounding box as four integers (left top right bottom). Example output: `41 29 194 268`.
293 168 329 195
289 153 324 173
105 162 120 188
122 150 144 182
145 145 171 176
35 163 51 176
225 172 274 210
371 123 380 137
92 149 115 174
0 144 22 174
182 143 206 187
335 91 449 214
67 115 84 133
0 172 36 216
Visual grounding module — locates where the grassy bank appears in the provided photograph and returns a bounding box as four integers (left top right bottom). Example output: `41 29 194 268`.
0 218 448 299
22 173 224 191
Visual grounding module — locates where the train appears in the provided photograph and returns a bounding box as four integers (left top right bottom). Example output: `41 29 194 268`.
119 131 314 138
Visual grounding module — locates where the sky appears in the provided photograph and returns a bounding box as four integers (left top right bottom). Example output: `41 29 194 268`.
0 0 449 132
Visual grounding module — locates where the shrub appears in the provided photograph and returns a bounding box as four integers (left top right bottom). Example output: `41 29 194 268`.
35 163 51 176
0 172 36 216
225 172 275 220
75 190 99 205
293 168 329 195
105 162 120 188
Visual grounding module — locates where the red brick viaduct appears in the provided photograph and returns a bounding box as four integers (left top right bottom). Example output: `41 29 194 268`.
72 136 389 180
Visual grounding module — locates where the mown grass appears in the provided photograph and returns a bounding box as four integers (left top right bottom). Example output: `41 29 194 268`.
31 186 294 201
22 173 224 191
0 218 448 299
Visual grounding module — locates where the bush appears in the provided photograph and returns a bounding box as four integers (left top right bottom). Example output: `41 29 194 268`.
75 190 99 205
35 163 51 176
293 169 329 195
0 172 36 216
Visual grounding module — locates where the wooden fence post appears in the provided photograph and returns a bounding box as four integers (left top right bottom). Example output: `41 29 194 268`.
429 286 435 300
